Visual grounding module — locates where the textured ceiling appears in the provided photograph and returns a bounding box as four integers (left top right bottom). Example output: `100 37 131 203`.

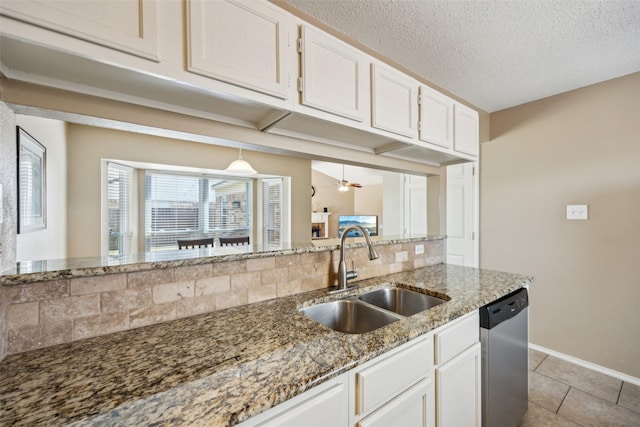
285 0 640 113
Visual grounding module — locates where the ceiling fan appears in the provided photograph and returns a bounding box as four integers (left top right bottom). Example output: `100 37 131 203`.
338 164 362 192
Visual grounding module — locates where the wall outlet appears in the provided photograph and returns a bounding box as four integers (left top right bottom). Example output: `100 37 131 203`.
415 244 424 255
567 204 588 220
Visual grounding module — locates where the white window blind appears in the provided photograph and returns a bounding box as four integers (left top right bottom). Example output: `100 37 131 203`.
107 163 133 256
262 177 290 248
262 178 281 247
145 171 252 251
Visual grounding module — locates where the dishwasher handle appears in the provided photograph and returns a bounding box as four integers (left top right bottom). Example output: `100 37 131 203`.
480 288 528 329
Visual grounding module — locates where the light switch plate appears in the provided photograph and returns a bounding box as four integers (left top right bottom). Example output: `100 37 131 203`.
415 244 424 255
567 204 588 220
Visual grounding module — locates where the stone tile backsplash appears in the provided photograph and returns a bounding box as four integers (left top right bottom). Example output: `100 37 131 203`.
1 239 444 356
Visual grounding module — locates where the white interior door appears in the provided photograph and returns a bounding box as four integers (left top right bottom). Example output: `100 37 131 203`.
446 163 478 267
382 173 427 236
405 175 427 235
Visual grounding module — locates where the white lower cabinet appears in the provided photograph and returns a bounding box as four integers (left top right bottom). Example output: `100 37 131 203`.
239 374 348 427
352 335 433 417
436 343 481 427
434 310 481 427
357 378 434 427
241 311 481 427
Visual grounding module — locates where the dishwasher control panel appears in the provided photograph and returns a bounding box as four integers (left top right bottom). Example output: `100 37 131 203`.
479 288 528 329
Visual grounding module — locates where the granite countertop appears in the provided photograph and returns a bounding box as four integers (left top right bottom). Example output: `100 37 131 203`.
0 264 533 426
0 235 443 285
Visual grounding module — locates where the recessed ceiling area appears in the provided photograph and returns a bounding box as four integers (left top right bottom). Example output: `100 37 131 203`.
284 0 640 113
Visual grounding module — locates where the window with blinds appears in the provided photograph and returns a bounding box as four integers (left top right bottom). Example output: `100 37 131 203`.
107 163 134 256
261 177 291 248
262 178 282 247
145 171 252 251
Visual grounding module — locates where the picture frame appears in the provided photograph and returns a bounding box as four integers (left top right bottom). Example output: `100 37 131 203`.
17 127 46 233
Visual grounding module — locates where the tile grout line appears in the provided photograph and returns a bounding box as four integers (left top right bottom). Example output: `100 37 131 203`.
555 385 572 415
615 381 624 405
533 353 548 371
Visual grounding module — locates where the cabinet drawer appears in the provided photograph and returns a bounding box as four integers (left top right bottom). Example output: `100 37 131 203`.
435 310 479 365
240 374 348 427
357 377 434 427
355 335 433 416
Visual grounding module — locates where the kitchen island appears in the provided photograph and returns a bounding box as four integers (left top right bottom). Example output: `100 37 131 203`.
0 264 532 426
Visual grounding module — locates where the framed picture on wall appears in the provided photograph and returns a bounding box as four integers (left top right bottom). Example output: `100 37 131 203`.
17 127 46 233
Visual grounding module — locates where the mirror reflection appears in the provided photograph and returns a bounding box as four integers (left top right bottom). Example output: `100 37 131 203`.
14 114 429 269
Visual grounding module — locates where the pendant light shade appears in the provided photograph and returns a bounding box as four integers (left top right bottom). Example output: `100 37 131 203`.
225 148 257 175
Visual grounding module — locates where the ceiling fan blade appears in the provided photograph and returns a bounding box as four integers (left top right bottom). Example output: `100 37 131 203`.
349 183 363 188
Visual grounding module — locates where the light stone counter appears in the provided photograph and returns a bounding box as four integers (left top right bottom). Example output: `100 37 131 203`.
0 264 533 426
0 235 442 285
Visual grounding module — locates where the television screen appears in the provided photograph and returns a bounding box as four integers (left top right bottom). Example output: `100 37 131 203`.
338 215 378 237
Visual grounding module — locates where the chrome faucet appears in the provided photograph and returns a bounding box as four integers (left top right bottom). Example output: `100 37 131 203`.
334 225 380 292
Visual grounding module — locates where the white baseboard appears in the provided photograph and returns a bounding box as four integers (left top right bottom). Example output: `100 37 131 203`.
529 343 640 387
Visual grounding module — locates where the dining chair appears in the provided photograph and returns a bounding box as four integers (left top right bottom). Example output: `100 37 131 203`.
219 236 250 247
177 238 214 249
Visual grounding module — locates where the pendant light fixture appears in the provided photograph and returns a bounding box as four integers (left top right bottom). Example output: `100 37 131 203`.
225 148 257 175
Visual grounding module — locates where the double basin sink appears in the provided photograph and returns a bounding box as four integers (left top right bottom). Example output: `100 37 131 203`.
301 287 447 334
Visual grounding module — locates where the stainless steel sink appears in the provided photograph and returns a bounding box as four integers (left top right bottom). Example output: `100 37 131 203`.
359 287 446 317
301 300 400 334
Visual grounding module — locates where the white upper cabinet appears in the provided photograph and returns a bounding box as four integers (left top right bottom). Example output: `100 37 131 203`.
0 0 159 61
419 86 454 149
454 103 479 156
298 25 367 122
371 63 418 138
186 0 289 100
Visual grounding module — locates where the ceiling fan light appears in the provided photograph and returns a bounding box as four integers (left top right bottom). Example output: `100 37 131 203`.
338 182 350 192
225 148 257 175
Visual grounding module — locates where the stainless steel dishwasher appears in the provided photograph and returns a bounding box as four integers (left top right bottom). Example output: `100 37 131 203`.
480 287 529 427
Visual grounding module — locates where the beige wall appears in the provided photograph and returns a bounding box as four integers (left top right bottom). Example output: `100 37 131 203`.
15 115 68 261
311 169 354 238
67 124 311 257
481 72 640 378
355 184 383 230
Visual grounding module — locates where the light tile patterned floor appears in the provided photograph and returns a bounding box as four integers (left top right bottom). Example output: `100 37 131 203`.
518 349 640 426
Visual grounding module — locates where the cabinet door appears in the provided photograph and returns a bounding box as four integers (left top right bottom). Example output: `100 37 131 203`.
187 0 289 99
453 103 479 156
357 378 435 427
436 342 481 427
419 86 454 149
0 0 158 60
371 63 418 138
300 25 367 122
